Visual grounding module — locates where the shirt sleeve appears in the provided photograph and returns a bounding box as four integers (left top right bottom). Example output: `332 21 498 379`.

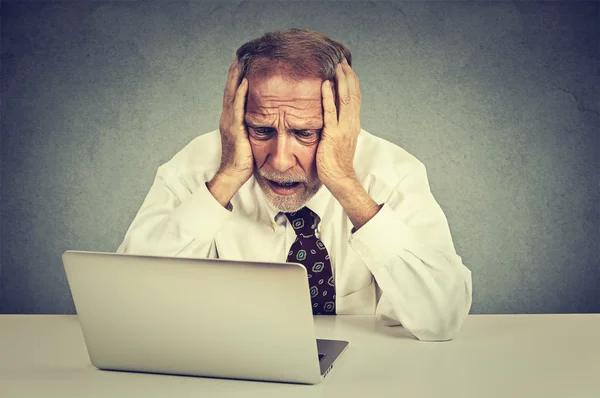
116 167 233 258
348 161 473 341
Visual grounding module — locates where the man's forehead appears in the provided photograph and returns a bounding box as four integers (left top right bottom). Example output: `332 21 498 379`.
245 112 323 129
245 74 324 128
248 74 322 100
246 94 322 108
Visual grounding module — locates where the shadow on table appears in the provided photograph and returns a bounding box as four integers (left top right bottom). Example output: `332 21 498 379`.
333 315 416 340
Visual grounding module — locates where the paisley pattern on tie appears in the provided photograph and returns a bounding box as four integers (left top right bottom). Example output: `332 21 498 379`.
285 207 336 315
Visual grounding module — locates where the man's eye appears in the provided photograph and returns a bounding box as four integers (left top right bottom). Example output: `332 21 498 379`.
254 128 273 135
295 130 321 139
293 130 321 143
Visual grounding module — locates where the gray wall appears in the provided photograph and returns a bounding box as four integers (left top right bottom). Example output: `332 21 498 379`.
1 1 598 314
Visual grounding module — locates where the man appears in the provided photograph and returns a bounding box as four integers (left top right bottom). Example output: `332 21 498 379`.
118 29 472 341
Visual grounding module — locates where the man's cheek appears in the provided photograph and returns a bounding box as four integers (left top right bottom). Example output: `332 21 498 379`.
304 146 320 174
249 142 268 167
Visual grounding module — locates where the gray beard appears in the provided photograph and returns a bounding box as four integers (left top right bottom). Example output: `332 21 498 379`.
254 172 321 213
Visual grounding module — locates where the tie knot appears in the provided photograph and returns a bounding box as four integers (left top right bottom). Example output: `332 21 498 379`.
284 207 320 236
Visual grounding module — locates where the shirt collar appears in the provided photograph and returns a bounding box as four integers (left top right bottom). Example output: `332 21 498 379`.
301 184 330 225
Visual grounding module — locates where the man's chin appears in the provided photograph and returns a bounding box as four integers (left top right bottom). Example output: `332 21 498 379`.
255 173 321 213
262 188 306 213
257 183 305 213
269 199 305 213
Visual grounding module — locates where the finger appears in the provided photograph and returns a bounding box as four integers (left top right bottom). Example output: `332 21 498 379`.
322 80 338 129
232 78 248 129
335 62 350 122
342 58 361 109
222 59 241 109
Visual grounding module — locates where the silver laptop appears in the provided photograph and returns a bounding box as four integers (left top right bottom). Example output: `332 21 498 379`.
62 250 349 384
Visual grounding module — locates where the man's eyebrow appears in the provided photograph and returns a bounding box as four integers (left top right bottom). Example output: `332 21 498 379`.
284 116 324 130
244 116 272 126
291 124 323 130
245 116 323 130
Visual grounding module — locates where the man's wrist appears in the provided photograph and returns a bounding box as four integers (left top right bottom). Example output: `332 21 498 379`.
325 176 381 231
207 171 246 209
324 174 359 197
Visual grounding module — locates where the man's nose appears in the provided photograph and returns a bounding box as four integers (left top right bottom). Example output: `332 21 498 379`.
269 133 296 173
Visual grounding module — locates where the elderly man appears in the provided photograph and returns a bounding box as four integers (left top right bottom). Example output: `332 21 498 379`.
118 28 472 341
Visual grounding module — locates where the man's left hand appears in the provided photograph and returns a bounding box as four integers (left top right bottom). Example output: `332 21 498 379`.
317 58 361 193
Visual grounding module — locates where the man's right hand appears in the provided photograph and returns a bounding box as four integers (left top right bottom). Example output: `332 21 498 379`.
207 59 253 208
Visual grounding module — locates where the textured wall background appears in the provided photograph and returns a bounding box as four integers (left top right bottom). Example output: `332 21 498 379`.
1 0 598 314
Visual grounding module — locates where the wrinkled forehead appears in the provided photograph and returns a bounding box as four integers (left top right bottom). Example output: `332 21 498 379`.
246 74 324 117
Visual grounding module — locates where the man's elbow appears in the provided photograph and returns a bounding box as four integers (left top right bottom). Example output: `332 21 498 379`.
409 280 473 342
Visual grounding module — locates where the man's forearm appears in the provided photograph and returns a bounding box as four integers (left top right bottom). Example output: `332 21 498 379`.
327 177 382 231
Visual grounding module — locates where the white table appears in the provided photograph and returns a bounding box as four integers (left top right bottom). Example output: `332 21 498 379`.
1 314 599 397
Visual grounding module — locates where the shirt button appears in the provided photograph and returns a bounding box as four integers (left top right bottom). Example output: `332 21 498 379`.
361 249 369 257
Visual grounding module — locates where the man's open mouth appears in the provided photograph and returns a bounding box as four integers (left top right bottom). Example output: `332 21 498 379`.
267 179 302 195
270 181 300 188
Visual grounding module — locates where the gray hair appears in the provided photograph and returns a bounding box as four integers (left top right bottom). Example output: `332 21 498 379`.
235 28 352 83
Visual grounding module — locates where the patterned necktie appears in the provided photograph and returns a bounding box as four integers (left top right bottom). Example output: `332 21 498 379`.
285 207 336 315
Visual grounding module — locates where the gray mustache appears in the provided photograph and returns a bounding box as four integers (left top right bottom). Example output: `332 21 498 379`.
257 169 307 183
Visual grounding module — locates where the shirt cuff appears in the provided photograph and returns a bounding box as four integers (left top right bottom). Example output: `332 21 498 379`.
348 203 417 273
171 180 234 242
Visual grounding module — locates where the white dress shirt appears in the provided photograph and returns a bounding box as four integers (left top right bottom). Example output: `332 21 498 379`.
117 129 472 341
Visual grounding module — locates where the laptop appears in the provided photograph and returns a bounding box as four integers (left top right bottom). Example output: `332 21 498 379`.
62 250 349 384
